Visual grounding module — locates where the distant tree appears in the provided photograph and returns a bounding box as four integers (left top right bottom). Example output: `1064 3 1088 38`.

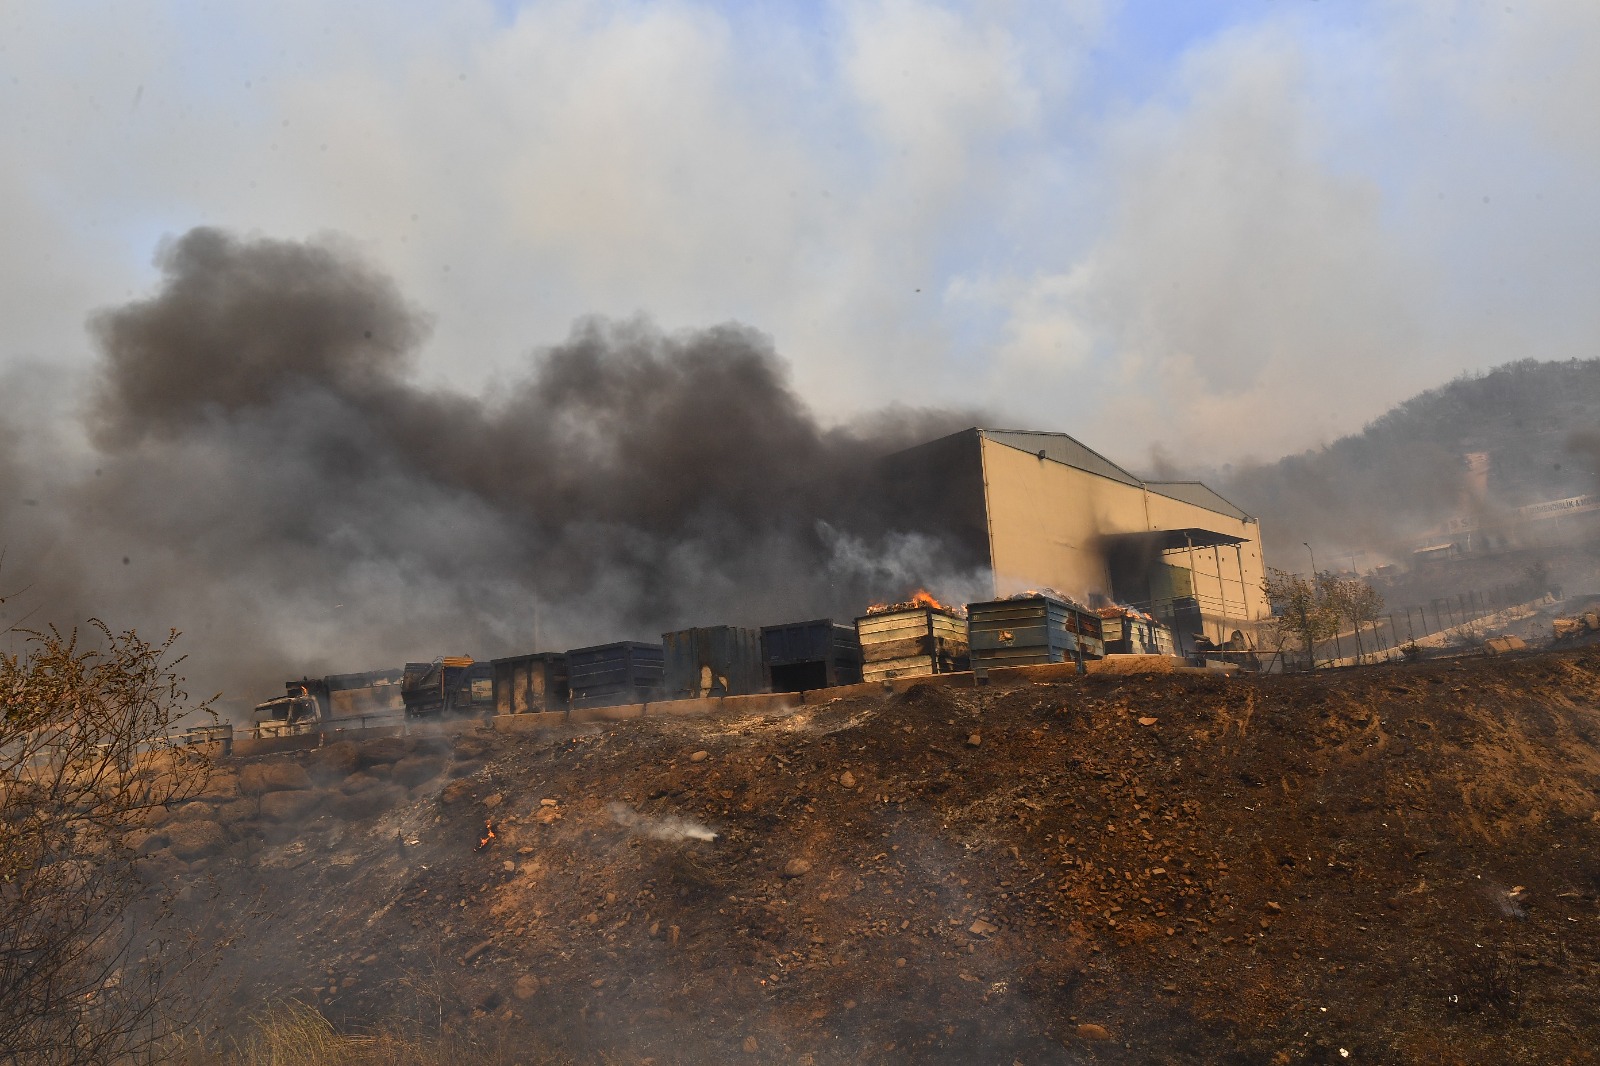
1 620 215 1065
1263 568 1340 669
1325 575 1387 663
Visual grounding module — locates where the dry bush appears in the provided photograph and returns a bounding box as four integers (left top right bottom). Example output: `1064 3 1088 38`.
1 620 217 1065
217 1004 545 1066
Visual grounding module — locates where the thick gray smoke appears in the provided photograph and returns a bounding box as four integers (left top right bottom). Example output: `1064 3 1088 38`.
0 228 987 713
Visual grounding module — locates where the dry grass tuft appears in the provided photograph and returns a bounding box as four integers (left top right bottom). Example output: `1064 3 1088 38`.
201 1003 547 1066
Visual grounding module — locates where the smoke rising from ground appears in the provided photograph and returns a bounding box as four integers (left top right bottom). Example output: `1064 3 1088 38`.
607 802 718 844
0 228 986 713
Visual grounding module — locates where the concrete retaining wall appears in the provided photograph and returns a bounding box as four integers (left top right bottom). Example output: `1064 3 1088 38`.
492 711 571 733
719 692 801 715
644 697 723 718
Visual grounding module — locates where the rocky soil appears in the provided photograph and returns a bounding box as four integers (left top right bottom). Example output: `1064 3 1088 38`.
155 647 1600 1064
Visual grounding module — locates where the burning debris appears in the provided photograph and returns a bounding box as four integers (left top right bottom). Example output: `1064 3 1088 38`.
476 818 496 851
607 802 717 843
865 589 967 618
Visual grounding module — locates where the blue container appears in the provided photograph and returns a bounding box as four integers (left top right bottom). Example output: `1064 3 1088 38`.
663 626 765 699
966 593 1104 674
566 641 664 708
760 619 863 692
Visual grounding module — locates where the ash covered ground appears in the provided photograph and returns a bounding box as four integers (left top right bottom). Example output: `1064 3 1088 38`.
151 649 1600 1065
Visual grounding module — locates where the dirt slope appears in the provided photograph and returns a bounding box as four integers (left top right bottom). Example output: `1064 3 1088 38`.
171 648 1600 1065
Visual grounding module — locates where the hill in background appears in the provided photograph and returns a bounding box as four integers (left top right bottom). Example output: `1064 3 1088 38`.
1212 359 1600 565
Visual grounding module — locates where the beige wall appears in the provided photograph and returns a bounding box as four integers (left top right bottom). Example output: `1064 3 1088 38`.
977 437 1268 641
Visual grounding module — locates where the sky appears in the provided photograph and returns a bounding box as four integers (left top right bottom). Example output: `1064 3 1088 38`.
3 0 1599 465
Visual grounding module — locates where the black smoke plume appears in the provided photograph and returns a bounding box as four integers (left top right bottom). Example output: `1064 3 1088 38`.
1 228 987 713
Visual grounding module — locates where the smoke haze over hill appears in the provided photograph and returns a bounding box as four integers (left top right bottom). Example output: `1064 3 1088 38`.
1215 359 1600 565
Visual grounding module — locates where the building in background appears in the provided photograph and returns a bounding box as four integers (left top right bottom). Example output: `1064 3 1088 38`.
882 428 1268 653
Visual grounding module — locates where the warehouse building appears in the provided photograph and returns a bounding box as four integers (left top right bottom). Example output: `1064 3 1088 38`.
882 428 1268 652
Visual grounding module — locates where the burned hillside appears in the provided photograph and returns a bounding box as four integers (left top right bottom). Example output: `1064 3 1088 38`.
154 648 1600 1065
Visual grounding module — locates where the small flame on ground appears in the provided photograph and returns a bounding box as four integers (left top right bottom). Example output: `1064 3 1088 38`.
476 818 496 851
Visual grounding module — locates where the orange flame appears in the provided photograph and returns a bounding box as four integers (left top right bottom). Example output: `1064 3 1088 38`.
866 589 959 615
476 818 496 851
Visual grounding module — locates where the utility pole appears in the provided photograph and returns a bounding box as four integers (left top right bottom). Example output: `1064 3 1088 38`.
1302 542 1317 670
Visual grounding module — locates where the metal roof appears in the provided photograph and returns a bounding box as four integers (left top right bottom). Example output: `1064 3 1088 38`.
1143 481 1254 522
976 429 1255 522
979 429 1144 488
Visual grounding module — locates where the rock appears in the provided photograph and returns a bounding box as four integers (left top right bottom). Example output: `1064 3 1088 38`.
1137 716 1158 727
358 736 414 766
1076 1023 1112 1041
197 771 240 801
453 733 492 761
968 918 998 936
502 860 516 873
513 974 540 1001
258 789 319 822
308 741 361 781
967 733 982 747
165 820 226 860
330 785 403 821
138 846 186 881
341 772 381 795
839 771 857 788
440 780 477 806
482 792 504 809
392 755 445 788
783 858 813 878
216 798 258 825
540 798 559 807
1266 901 1282 913
172 800 216 822
689 750 709 763
743 1036 760 1054
239 761 313 795
123 828 168 856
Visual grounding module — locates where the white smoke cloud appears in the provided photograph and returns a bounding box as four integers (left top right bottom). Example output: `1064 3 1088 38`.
607 801 717 843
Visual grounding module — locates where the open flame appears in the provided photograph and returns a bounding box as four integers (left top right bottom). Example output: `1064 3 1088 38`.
865 588 965 617
476 818 496 851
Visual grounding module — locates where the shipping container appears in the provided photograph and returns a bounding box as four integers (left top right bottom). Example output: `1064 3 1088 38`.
662 626 764 699
280 668 404 722
324 669 406 718
1097 607 1174 656
566 641 664 709
490 653 569 715
760 618 863 692
856 608 970 682
967 593 1103 673
402 657 495 718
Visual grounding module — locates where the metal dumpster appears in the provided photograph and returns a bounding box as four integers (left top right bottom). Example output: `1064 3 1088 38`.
856 607 970 681
402 657 495 718
566 641 664 708
490 652 569 714
662 626 764 699
967 593 1103 673
760 618 863 692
